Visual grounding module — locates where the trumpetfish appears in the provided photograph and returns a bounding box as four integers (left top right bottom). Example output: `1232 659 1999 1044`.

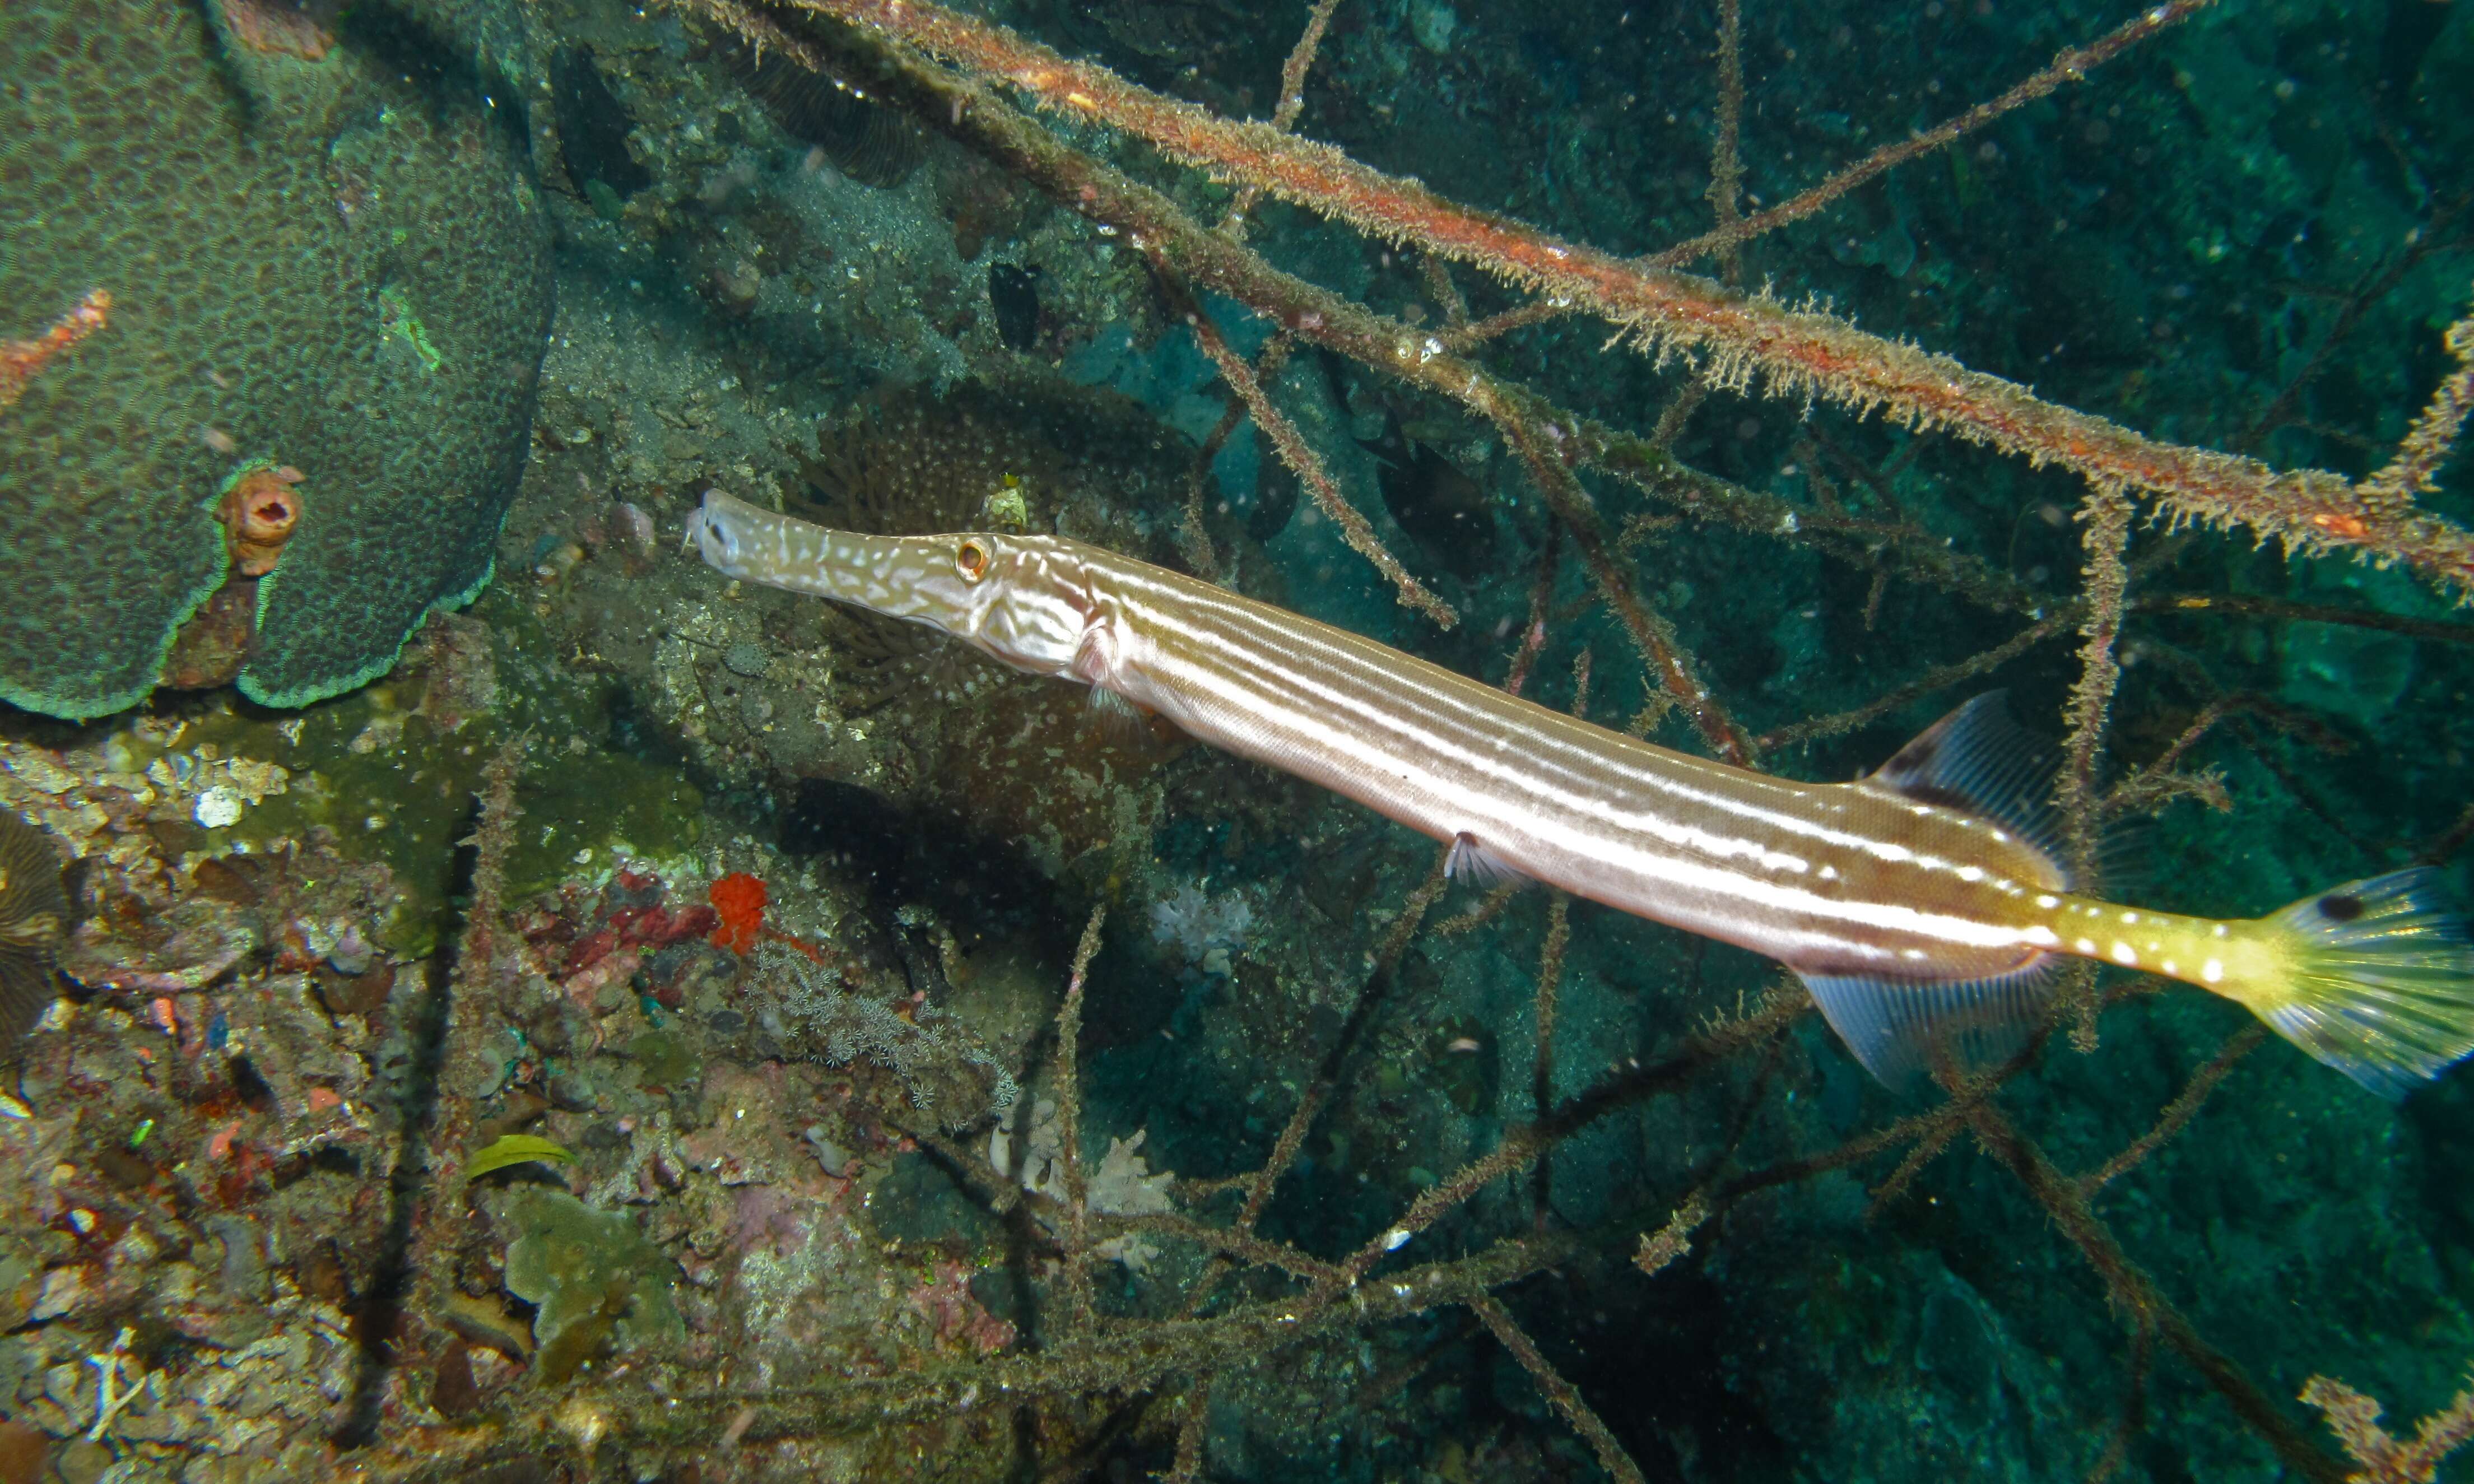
686 490 2474 1096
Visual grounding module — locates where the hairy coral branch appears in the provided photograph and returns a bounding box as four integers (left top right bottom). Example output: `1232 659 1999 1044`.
2138 590 2474 647
2303 1370 2474 1484
1500 525 1562 701
410 737 528 1346
1180 332 1295 581
1272 0 1342 132
1504 412 1755 762
1645 0 2213 272
1966 1099 2348 1484
1154 252 1457 626
1219 0 1343 238
1633 1193 1709 1278
1865 1117 1963 1219
2077 1025 2266 1197
1165 1378 1211 1484
1236 853 1452 1238
2054 481 2134 1050
2242 217 2470 456
709 0 2050 676
2090 1323 2157 1483
1705 0 1746 267
357 1230 1570 1479
1578 415 2047 616
1050 904 1106 1337
2060 482 2134 880
1529 891 1570 1227
789 0 2474 600
1755 608 2075 752
2360 293 2474 509
1469 1294 1648 1484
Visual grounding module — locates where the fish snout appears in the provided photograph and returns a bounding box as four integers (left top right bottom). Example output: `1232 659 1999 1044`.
686 493 748 574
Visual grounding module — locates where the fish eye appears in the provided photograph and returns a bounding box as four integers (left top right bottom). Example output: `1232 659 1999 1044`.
956 538 991 582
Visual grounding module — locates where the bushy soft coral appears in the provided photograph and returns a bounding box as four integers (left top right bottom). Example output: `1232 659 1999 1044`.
1148 881 1252 965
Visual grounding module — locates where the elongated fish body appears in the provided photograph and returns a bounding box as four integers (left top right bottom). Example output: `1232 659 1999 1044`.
687 491 2474 1097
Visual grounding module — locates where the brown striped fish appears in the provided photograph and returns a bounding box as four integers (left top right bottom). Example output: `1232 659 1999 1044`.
688 490 2474 1096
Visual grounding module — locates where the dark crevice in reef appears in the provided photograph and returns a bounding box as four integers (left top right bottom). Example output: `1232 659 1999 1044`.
550 45 652 201
332 798 482 1449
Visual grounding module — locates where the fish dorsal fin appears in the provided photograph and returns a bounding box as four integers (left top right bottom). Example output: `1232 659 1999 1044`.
1801 960 2063 1088
1866 693 2070 882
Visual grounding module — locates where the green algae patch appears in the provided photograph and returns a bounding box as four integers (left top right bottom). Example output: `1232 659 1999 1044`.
170 692 497 957
498 1188 685 1385
625 1029 701 1091
164 674 701 956
502 747 706 904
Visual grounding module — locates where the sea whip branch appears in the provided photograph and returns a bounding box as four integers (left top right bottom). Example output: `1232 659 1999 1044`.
1643 0 2218 272
788 0 2474 602
702 0 2067 670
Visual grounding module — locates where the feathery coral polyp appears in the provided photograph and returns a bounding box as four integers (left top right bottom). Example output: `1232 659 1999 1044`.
0 289 110 410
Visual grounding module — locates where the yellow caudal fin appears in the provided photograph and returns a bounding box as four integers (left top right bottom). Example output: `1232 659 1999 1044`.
2247 869 2474 1099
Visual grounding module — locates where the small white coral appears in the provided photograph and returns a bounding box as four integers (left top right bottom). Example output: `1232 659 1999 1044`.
987 1102 1176 1268
1089 1128 1175 1216
1148 881 1252 969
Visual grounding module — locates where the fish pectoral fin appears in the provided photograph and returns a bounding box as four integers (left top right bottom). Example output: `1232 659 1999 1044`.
1864 692 2070 881
1083 683 1161 741
1799 957 2061 1088
1444 833 1528 887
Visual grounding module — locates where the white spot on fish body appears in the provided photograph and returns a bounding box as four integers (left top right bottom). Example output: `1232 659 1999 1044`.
2111 942 2137 965
2202 959 2224 983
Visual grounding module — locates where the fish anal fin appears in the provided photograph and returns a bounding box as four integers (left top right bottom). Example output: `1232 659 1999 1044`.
1445 832 1528 887
1800 956 2061 1088
1867 692 2070 880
